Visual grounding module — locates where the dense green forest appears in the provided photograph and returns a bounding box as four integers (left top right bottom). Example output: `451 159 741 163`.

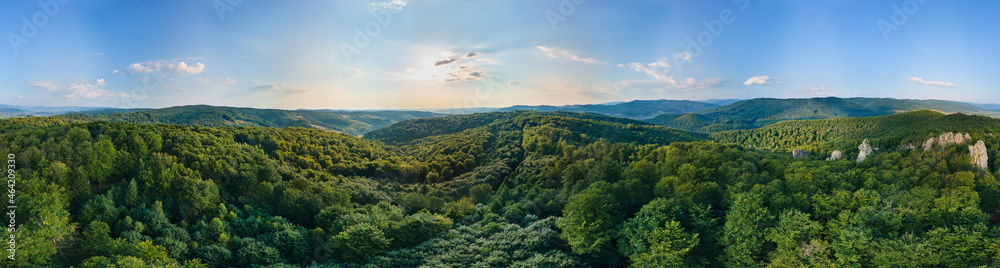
6 109 1000 267
50 105 440 136
647 97 997 132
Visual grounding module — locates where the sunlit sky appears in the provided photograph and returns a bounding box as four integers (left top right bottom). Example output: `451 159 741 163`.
2 0 998 110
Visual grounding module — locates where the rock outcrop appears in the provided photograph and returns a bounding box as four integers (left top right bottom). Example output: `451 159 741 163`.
793 149 808 159
924 137 937 150
827 150 843 161
857 139 873 162
970 140 989 170
924 132 972 150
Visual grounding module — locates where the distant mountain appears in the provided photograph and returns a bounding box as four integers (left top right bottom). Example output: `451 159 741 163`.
697 99 745 106
648 97 995 132
54 105 440 135
0 104 116 118
969 102 1000 111
427 99 719 119
496 99 719 120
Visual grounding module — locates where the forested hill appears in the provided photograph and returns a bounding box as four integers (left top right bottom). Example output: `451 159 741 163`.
713 109 1000 152
496 99 720 120
363 110 706 146
647 97 995 132
50 105 440 136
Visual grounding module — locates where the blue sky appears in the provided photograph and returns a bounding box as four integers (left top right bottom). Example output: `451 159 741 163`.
1 0 997 109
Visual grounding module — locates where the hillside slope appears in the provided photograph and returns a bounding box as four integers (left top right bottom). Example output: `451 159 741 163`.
53 105 440 135
498 99 719 119
364 110 706 146
648 97 993 132
712 110 1000 152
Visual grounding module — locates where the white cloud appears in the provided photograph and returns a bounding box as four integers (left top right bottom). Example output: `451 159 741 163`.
618 58 726 91
124 60 206 76
198 78 237 85
674 51 691 61
29 81 59 91
29 79 122 99
907 77 956 88
621 58 673 81
65 79 114 99
371 0 410 10
537 46 603 64
16 95 24 99
743 75 779 86
349 69 365 76
254 82 313 93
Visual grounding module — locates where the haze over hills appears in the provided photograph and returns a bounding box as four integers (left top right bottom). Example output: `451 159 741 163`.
430 99 722 119
51 105 440 136
5 97 1000 136
495 99 721 120
647 97 999 132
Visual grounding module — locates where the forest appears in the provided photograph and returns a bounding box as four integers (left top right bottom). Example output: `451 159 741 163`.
5 109 1000 267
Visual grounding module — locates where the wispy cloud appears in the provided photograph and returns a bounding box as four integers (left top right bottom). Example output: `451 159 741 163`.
907 77 956 88
30 79 122 99
29 81 59 91
123 59 206 76
802 84 834 97
349 69 365 76
371 0 410 10
537 46 604 64
253 82 313 93
434 52 480 66
618 58 725 91
743 75 779 86
404 50 492 83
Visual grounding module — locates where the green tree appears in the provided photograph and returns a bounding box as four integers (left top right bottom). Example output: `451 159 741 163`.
558 181 624 256
328 223 391 262
720 192 771 268
630 221 700 268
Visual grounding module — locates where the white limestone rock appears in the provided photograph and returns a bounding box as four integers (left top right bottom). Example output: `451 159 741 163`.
970 140 989 170
827 150 843 161
857 139 874 162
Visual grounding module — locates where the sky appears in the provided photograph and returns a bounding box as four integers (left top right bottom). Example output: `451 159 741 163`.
1 0 998 110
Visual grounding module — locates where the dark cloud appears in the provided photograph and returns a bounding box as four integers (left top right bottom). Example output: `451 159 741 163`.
434 51 482 66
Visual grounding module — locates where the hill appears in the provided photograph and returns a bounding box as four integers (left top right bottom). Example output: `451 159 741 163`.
497 99 719 120
364 110 706 146
712 110 1000 152
52 105 440 135
647 97 994 132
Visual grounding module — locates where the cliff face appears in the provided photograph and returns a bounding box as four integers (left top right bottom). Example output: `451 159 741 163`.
924 132 972 150
971 140 989 170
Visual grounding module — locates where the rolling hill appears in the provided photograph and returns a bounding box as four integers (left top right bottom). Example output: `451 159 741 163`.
711 110 1000 152
364 110 707 146
496 99 720 119
647 97 995 132
52 105 441 135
